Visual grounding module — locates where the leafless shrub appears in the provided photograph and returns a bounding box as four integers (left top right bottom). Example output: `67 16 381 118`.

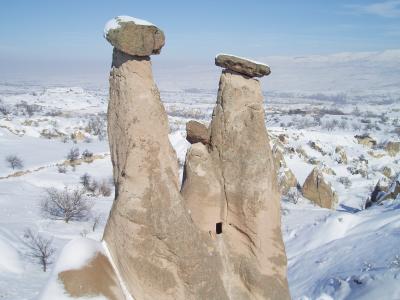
338 119 348 130
0 102 10 115
92 213 103 232
322 119 338 131
82 149 93 160
45 110 63 117
5 155 23 170
337 176 352 188
57 165 67 174
352 106 361 116
85 116 106 140
352 122 361 131
98 179 112 197
23 229 55 272
41 187 93 223
66 147 79 162
285 187 301 204
80 173 92 190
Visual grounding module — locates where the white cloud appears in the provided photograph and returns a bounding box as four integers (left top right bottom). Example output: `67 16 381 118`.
348 0 400 18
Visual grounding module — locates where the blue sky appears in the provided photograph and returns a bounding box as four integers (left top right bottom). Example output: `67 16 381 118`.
1 0 399 82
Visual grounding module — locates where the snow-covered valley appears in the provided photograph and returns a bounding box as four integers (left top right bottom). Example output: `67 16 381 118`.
0 50 400 299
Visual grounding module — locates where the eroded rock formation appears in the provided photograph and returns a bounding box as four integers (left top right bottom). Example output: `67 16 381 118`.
60 16 290 300
185 120 209 145
302 167 338 209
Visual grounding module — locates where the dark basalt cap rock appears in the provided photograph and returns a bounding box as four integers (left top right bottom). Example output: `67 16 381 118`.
215 54 271 78
104 16 165 56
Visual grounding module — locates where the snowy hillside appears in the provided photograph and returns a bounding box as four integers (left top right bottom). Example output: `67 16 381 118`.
0 69 399 299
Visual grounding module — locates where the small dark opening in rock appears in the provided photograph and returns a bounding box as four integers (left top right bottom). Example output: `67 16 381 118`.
216 222 222 234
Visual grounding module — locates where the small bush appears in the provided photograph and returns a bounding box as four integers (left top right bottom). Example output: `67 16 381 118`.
285 187 301 204
337 176 352 188
41 186 93 223
85 116 106 140
57 165 67 174
82 149 93 160
66 147 80 162
5 155 23 170
80 173 92 190
98 179 112 197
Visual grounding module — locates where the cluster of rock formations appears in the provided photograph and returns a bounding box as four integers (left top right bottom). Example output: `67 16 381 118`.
56 16 291 300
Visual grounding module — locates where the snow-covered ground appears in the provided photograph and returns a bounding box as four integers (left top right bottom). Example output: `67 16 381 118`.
0 50 399 300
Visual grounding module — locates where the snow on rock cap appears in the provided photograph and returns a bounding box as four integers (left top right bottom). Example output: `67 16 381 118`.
104 16 165 56
215 53 271 78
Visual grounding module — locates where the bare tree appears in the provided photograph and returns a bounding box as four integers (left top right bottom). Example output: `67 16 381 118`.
57 165 67 173
23 229 55 272
80 173 92 190
98 179 112 196
92 213 103 232
5 155 23 170
41 186 93 223
66 147 80 162
81 149 93 160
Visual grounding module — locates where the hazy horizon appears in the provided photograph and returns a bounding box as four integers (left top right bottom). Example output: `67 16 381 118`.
2 1 400 81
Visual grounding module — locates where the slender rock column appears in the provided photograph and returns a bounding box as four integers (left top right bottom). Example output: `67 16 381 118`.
103 16 227 300
182 54 291 299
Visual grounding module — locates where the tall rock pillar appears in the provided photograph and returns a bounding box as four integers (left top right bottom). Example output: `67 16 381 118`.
103 16 227 300
182 54 291 299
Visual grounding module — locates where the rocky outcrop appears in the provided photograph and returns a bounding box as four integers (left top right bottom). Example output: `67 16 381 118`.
185 120 209 145
308 141 326 156
366 175 400 207
272 143 286 171
215 54 271 77
381 166 394 178
279 167 298 195
385 141 400 157
335 146 348 164
104 16 165 56
302 167 338 209
355 134 376 148
272 143 298 195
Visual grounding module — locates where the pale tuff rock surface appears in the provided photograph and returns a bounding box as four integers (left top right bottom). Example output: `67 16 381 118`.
355 134 377 148
215 54 271 78
183 70 290 299
210 71 289 299
104 16 165 56
99 17 289 299
272 143 298 195
181 142 224 233
40 238 125 300
59 253 124 300
302 167 338 209
279 168 298 195
335 146 348 164
385 141 400 157
103 48 227 300
185 120 209 145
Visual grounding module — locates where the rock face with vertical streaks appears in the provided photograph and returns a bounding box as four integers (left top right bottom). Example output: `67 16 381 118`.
103 46 228 300
61 16 291 300
302 167 338 209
